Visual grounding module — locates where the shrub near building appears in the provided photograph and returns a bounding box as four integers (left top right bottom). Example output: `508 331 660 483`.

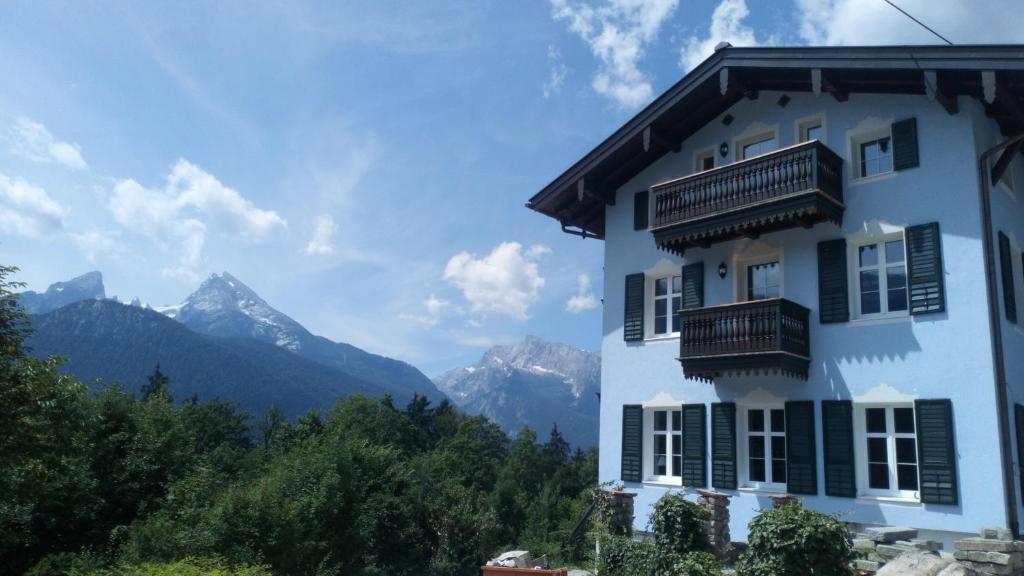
599 493 721 576
737 503 854 576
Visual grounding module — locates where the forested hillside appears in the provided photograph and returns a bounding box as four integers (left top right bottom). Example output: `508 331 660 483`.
0 266 597 576
27 299 391 417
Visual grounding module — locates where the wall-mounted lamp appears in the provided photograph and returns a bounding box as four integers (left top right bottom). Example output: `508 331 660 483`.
719 141 729 158
718 261 728 279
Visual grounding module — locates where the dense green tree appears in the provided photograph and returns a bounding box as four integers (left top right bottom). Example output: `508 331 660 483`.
141 365 171 401
0 264 600 576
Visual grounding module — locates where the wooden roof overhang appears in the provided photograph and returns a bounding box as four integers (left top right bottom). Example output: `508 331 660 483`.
525 45 1024 239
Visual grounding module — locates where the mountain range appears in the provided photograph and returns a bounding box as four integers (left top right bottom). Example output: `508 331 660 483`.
27 300 388 417
20 271 601 445
433 336 600 447
23 271 443 417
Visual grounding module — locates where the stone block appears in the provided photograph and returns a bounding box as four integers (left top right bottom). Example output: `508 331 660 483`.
488 550 532 568
855 538 878 551
958 560 1017 575
905 539 944 552
955 538 1024 553
866 526 919 543
953 549 1017 565
980 527 1014 541
854 558 881 572
877 543 916 559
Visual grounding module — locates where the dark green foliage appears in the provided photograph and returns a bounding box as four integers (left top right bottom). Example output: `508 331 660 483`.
737 503 853 576
599 492 720 576
0 265 597 575
651 492 710 556
599 537 720 576
142 365 171 401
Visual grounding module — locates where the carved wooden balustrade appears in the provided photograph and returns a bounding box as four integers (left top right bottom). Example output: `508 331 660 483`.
678 298 811 381
650 140 844 255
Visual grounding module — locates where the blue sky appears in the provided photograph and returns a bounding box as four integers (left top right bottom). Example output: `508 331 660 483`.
2 1 1021 376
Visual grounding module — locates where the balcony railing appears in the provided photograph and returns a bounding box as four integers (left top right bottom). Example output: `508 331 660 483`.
650 140 844 255
678 298 811 382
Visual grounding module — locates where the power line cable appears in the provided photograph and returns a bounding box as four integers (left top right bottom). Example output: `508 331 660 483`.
880 0 954 45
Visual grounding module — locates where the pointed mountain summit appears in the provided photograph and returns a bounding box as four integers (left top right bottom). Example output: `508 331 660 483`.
172 272 308 351
18 271 106 314
433 336 600 447
163 272 445 402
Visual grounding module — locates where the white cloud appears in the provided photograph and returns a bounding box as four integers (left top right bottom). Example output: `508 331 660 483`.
443 241 548 320
543 44 569 99
0 173 65 237
550 0 679 108
797 0 1024 46
9 117 87 170
400 294 460 328
566 273 599 313
304 214 337 255
680 0 763 72
109 159 286 280
70 229 121 261
161 219 207 281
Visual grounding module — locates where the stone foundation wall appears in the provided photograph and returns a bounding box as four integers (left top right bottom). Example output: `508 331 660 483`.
696 489 731 555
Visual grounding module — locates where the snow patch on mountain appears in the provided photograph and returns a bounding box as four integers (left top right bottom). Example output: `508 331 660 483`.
432 335 600 447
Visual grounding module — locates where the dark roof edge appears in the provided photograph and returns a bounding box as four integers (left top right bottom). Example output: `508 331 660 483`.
526 44 1024 211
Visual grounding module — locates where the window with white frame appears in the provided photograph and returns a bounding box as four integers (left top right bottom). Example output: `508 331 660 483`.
652 274 682 336
742 407 786 489
696 149 715 172
741 134 777 160
798 118 824 142
859 405 919 498
747 261 781 300
854 237 908 317
859 137 893 177
648 408 682 481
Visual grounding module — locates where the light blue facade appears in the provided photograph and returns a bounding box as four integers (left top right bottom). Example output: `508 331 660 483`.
597 90 1024 540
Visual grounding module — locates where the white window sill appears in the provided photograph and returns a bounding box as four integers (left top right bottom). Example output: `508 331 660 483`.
856 494 921 505
642 480 684 488
737 486 788 495
643 334 679 343
847 314 911 327
849 171 898 187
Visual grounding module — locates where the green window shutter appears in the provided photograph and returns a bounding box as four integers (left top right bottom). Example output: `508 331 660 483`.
821 400 856 497
621 405 643 483
634 190 649 230
915 399 958 505
681 262 704 310
907 222 946 315
817 238 849 323
892 117 919 170
1015 404 1024 502
711 403 737 489
785 400 818 495
681 404 707 488
624 273 645 341
999 232 1017 323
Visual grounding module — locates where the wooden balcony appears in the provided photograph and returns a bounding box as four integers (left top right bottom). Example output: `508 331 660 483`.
678 298 810 382
650 141 844 255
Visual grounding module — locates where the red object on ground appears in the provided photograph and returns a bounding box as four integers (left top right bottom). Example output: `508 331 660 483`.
480 567 568 576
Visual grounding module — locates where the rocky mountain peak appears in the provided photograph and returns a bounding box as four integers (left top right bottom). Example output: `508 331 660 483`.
18 271 106 314
433 335 600 447
173 272 307 352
